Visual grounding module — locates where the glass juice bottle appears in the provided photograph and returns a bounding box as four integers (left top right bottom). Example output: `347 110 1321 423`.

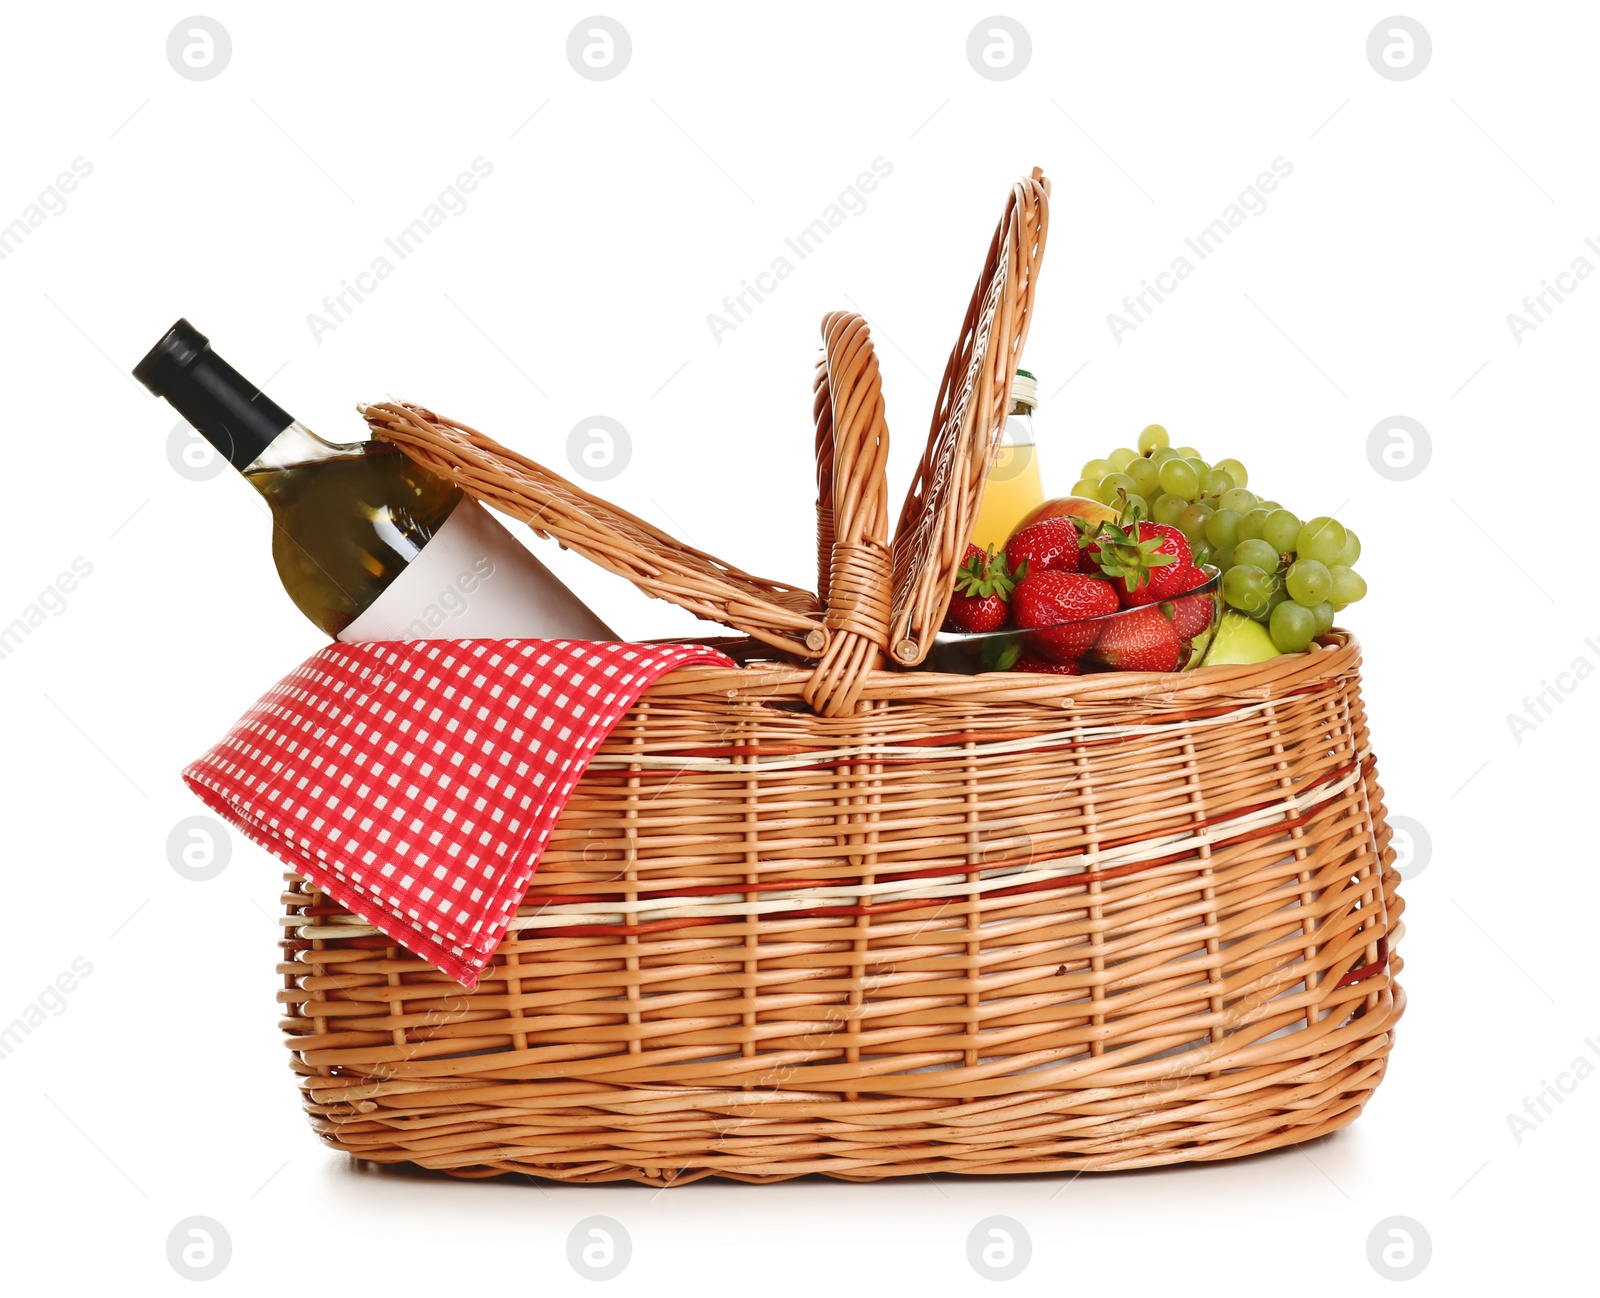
969 369 1045 552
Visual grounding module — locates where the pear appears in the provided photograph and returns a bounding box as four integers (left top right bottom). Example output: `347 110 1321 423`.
1207 611 1282 665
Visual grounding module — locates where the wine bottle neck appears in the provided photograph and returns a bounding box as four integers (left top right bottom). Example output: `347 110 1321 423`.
244 420 352 473
133 319 298 469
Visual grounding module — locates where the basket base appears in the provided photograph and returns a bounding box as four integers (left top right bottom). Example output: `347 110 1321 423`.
302 988 1401 1187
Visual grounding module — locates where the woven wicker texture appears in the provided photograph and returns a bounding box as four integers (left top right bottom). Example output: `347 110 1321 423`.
281 634 1404 1183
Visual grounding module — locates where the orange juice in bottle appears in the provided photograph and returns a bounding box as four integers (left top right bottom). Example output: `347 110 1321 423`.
970 370 1044 552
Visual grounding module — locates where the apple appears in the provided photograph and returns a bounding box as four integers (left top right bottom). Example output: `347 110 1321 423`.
1010 495 1119 541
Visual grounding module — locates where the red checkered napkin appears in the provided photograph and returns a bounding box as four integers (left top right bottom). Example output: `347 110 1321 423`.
182 638 734 987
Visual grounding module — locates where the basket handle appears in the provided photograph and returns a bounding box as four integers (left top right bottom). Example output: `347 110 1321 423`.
813 348 837 604
802 311 892 717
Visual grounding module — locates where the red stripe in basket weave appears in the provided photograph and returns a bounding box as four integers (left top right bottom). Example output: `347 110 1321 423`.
181 638 734 987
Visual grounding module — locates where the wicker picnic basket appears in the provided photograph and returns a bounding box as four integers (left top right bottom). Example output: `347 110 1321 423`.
279 169 1405 1184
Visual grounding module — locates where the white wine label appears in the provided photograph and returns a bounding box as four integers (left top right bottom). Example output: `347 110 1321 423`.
338 497 618 643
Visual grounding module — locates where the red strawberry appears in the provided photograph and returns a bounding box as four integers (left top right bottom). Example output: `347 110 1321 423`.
1013 654 1081 675
1005 516 1081 579
1148 523 1193 569
1166 588 1214 640
1088 520 1192 605
942 544 1017 634
1092 604 1181 672
1011 570 1119 661
1166 563 1207 593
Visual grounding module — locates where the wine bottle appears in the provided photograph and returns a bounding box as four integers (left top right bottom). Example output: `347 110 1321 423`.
134 319 617 643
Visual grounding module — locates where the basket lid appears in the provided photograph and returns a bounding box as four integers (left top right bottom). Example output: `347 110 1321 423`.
359 402 830 660
885 169 1050 666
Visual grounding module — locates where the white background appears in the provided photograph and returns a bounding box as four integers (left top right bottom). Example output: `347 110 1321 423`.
1 1 1594 1291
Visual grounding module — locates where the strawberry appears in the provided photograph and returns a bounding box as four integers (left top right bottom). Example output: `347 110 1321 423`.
1148 522 1193 567
1093 604 1181 672
1166 588 1214 640
1013 654 1081 675
1088 520 1192 604
942 544 1016 634
1072 515 1116 573
1005 516 1081 579
1011 570 1119 661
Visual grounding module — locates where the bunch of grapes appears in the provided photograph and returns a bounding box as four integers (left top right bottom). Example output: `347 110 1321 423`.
1073 424 1367 654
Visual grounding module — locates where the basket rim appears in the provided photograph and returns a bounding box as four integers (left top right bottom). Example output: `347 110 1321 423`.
636 630 1362 703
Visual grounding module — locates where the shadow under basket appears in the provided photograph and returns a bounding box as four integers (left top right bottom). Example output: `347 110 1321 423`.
280 634 1403 1184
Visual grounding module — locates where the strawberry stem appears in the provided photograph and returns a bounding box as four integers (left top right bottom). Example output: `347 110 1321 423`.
1088 520 1177 592
953 546 1017 600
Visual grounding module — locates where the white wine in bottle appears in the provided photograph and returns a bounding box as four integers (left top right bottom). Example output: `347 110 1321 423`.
135 320 616 642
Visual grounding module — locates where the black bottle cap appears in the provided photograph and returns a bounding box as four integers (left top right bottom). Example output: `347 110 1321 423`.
133 319 295 469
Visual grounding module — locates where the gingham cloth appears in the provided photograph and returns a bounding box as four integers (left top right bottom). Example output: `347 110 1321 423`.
182 638 734 987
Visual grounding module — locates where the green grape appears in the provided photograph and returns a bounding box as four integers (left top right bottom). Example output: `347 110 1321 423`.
1125 456 1160 498
1219 487 1257 514
1158 458 1200 499
1199 469 1234 498
1296 516 1346 565
1175 445 1200 459
1108 446 1138 471
1239 508 1270 541
1309 601 1335 635
1137 424 1169 453
1270 601 1317 652
1285 558 1331 606
1150 446 1182 465
1334 527 1361 567
1204 508 1242 549
1262 509 1301 554
1234 538 1279 572
1222 564 1272 613
1211 544 1235 570
1081 457 1114 482
1214 458 1248 489
1152 492 1188 526
1256 500 1282 513
1184 457 1211 480
1329 565 1367 604
1177 502 1213 542
1071 477 1100 498
1096 472 1137 505
1122 492 1149 520
1251 588 1288 624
